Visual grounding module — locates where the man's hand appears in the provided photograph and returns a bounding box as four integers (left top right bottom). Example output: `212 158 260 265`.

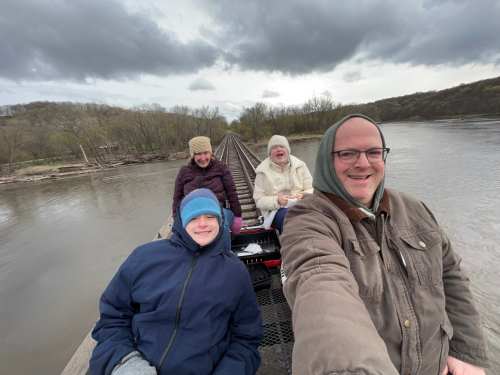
442 355 485 375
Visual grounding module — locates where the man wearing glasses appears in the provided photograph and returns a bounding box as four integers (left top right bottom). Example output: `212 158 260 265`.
280 114 488 375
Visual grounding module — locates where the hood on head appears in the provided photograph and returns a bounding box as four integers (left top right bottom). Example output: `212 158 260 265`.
313 114 387 214
180 188 222 228
172 190 228 253
267 135 291 155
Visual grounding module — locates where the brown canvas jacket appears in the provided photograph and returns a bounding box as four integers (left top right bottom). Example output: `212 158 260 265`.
280 189 488 375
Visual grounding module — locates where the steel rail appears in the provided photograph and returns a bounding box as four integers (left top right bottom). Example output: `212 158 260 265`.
215 133 263 226
216 134 293 375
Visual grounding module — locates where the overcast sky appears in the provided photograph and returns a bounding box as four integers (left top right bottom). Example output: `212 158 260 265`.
1 0 499 120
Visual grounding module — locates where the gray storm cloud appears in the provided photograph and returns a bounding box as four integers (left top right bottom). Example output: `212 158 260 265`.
262 90 280 98
199 0 500 73
343 71 363 83
189 78 216 91
0 0 218 81
1 0 499 82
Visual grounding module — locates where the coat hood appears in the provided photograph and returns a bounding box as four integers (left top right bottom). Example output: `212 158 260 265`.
313 113 387 215
171 207 229 255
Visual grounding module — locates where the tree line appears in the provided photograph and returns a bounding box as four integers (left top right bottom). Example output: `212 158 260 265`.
234 75 500 140
0 103 227 173
1 75 499 173
355 75 500 121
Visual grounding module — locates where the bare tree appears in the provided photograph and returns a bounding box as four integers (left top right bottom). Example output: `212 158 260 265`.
0 118 26 173
241 103 267 143
52 105 107 165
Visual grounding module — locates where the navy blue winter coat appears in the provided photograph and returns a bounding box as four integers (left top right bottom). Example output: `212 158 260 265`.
89 216 262 375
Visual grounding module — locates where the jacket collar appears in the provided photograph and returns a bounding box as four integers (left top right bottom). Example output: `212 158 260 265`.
269 158 290 172
323 190 390 222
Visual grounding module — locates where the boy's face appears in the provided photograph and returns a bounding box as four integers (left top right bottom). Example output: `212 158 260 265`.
186 214 220 246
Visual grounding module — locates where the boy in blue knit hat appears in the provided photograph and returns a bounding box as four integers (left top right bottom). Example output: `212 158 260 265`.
180 188 225 247
90 188 262 375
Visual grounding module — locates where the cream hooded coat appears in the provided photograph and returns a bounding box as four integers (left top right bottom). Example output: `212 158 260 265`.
253 155 313 217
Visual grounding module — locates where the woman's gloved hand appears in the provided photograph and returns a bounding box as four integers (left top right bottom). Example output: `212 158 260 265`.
231 216 243 234
112 351 157 375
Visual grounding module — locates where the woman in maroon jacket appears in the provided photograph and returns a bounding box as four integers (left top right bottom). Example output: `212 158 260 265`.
172 136 243 233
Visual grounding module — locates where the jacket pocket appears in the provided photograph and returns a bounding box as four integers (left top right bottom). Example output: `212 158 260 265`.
399 230 443 286
438 317 454 375
347 239 384 302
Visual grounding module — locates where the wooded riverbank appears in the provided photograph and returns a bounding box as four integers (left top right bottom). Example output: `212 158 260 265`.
0 152 188 185
3 76 498 179
0 134 322 185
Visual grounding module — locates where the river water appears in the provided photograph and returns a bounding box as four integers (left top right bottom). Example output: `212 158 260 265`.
1 119 499 374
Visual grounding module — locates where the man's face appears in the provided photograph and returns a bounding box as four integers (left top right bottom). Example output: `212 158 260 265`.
333 118 385 207
270 145 289 165
186 214 220 246
193 151 211 168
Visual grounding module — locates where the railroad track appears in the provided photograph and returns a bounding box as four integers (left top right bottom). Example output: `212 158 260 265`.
215 133 263 226
157 133 263 239
216 134 293 375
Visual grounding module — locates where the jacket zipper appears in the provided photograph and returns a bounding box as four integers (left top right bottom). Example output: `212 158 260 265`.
158 254 199 369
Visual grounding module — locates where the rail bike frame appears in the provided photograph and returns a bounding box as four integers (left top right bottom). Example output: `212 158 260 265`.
232 226 282 290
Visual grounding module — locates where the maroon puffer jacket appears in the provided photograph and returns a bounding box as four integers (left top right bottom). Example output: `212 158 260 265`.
172 158 242 217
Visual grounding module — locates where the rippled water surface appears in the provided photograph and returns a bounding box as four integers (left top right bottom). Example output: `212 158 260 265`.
1 119 499 374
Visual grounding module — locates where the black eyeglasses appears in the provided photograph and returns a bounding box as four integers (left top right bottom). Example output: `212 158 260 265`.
332 147 390 163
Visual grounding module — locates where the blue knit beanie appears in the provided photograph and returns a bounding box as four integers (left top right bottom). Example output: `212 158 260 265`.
180 188 222 228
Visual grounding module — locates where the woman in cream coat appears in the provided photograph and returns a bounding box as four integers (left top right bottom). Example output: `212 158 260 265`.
253 135 313 233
